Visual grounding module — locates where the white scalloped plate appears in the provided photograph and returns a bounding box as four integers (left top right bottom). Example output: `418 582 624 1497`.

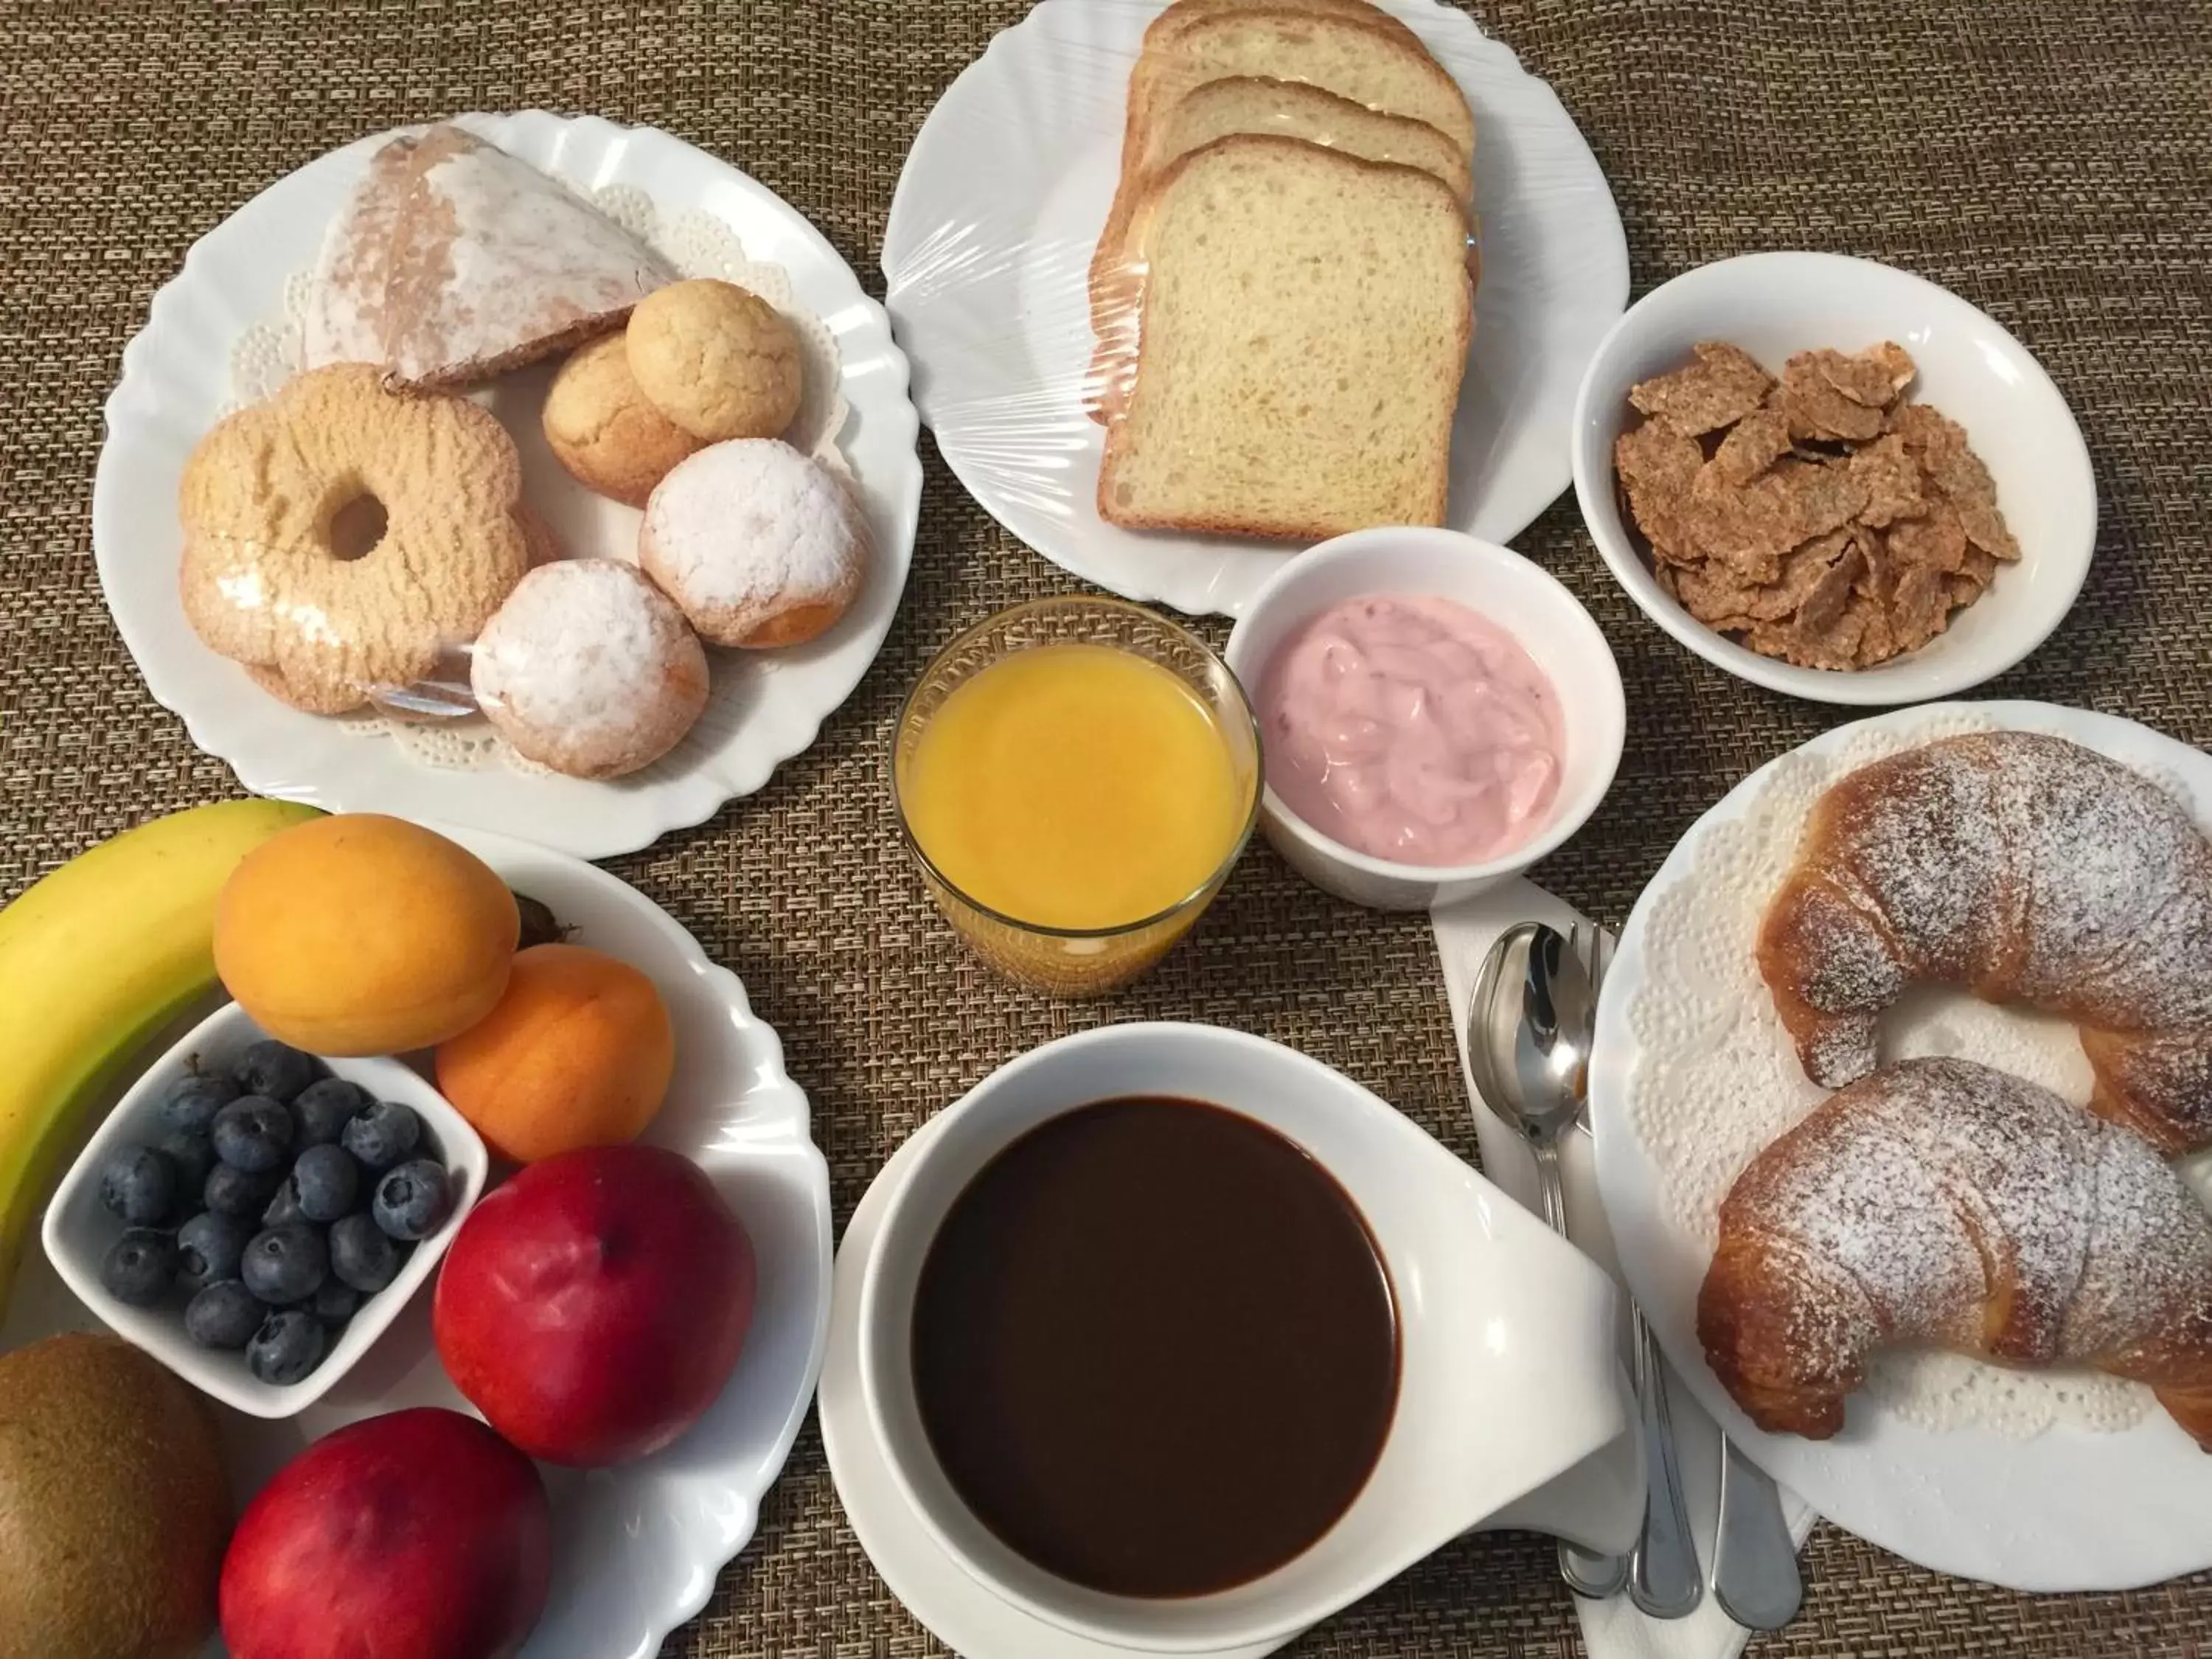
93 111 922 858
881 0 1628 617
1588 701 2212 1591
0 824 832 1659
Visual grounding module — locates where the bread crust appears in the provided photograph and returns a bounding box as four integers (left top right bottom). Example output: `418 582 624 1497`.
1090 1 1476 373
1093 134 1471 540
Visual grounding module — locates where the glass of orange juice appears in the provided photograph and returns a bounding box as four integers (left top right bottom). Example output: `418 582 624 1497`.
891 596 1262 997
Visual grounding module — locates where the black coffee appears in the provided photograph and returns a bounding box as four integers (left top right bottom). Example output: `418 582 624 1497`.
910 1096 1398 1599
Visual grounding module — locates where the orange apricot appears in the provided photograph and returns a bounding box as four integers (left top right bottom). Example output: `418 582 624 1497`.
215 814 518 1055
434 944 675 1163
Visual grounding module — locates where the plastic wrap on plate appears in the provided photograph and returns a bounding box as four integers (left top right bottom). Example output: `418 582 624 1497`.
880 0 1627 616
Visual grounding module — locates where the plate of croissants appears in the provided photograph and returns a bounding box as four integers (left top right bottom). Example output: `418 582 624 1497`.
1589 699 2212 1592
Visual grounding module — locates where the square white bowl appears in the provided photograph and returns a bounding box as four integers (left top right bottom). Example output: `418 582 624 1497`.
1222 527 1626 911
1570 251 2096 705
41 1000 487 1418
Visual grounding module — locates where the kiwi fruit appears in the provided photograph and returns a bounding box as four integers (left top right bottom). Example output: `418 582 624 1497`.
0 1332 231 1659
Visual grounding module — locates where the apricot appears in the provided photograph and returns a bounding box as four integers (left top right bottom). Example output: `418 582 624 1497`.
435 944 675 1164
215 814 519 1055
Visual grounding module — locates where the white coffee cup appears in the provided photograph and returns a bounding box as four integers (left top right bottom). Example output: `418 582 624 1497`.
857 1021 1641 1654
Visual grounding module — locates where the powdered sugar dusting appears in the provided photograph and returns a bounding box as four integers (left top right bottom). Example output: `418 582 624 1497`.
643 439 868 613
1631 709 2212 1437
225 147 855 779
1766 731 2212 1144
1716 1058 2212 1424
471 559 693 739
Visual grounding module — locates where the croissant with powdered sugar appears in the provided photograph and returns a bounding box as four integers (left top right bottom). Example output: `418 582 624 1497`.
1698 1057 2212 1447
1757 730 2212 1156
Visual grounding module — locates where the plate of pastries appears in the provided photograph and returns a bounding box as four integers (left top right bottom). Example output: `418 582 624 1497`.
1589 700 2212 1591
880 0 1629 617
94 111 922 859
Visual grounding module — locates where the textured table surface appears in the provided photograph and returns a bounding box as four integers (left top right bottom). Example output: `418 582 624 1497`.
4 1 2211 1655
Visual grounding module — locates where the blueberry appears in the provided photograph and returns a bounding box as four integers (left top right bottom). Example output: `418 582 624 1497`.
329 1213 403 1294
260 1178 308 1229
372 1159 452 1242
248 1310 326 1385
175 1210 251 1293
341 1100 422 1172
99 1145 175 1227
232 1039 321 1103
307 1277 362 1326
184 1279 265 1349
291 1142 362 1222
212 1096 294 1174
156 1127 217 1206
203 1161 281 1220
159 1071 239 1134
292 1077 372 1149
99 1228 178 1306
241 1223 327 1304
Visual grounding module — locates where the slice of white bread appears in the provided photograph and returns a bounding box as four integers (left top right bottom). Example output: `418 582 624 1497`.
1147 75 1470 201
1088 7 1474 380
1096 135 1472 539
1138 0 1428 61
1127 7 1475 161
1085 77 1473 422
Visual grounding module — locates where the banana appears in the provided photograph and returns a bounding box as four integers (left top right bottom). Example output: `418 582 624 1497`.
0 797 324 1317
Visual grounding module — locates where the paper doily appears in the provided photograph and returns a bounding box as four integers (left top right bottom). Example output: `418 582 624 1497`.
1626 709 2212 1440
225 181 852 776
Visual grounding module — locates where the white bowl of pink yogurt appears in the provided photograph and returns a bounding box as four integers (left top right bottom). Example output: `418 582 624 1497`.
1223 529 1625 911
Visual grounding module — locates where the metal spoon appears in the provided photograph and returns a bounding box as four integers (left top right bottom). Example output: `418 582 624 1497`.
1465 921 1627 1601
1566 925 1801 1630
1545 922 1703 1621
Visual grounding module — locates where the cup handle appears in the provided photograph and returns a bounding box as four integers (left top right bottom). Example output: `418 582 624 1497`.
1475 1368 1644 1557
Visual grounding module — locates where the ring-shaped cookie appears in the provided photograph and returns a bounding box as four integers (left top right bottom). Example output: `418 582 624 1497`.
179 364 531 714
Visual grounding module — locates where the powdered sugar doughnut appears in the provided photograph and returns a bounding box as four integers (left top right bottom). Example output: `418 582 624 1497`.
470 559 709 779
639 438 869 648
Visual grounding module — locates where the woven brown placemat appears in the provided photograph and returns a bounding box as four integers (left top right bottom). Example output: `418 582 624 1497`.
4 1 2211 1654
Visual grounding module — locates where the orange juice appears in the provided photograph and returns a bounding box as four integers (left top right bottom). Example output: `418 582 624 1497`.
901 643 1246 931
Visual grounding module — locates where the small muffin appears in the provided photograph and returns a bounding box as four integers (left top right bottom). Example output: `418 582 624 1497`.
626 278 804 442
542 333 703 507
639 439 870 649
470 559 710 779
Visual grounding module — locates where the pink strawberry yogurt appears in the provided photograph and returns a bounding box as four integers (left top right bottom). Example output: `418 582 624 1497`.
1256 594 1565 866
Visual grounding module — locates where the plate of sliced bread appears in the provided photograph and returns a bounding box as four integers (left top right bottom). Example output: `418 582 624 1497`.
883 0 1627 616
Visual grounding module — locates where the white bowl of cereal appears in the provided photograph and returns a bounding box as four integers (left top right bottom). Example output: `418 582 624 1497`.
1570 252 2095 705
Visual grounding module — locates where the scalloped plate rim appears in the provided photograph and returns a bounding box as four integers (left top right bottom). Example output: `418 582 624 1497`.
93 110 922 859
432 819 834 1658
880 0 1630 618
1587 699 2212 1592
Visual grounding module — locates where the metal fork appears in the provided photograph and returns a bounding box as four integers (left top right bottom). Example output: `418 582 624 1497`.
1573 925 1802 1630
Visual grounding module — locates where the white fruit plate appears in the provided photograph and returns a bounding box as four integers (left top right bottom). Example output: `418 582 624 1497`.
0 824 832 1659
883 0 1629 617
94 110 922 859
